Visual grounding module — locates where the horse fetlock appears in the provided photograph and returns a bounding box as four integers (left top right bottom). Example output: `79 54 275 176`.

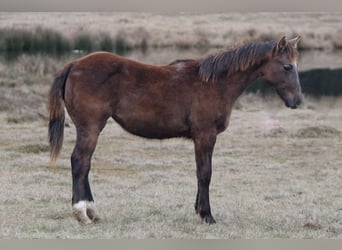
196 204 216 224
72 201 94 225
198 209 216 224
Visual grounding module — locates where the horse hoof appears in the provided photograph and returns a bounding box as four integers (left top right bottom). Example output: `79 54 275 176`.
204 215 216 224
73 210 93 225
86 207 101 223
72 201 93 225
200 213 216 224
197 208 216 224
88 213 101 223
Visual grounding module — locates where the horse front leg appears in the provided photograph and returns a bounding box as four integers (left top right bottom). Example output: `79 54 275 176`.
193 131 217 224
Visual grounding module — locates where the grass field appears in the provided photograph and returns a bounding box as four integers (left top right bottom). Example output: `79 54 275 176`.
0 12 342 239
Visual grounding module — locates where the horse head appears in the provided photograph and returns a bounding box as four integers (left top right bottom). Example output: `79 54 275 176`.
262 36 302 109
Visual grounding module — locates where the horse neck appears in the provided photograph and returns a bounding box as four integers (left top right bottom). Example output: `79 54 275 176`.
221 66 263 102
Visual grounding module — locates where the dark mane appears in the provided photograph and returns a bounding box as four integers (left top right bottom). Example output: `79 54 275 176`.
199 40 296 82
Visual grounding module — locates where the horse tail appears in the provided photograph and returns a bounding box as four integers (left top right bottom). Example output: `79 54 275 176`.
48 63 72 166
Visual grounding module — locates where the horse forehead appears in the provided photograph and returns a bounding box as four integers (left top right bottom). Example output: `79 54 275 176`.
277 53 298 65
287 53 298 64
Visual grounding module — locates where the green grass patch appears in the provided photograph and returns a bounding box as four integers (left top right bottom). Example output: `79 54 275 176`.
18 144 50 154
296 126 340 138
99 35 113 52
7 117 32 124
73 34 94 52
266 127 288 137
0 28 71 54
114 36 130 54
0 28 139 56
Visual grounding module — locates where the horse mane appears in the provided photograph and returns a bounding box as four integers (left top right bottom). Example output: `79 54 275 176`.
199 40 296 82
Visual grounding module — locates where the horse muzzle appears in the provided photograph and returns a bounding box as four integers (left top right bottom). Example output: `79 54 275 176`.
284 96 302 109
276 88 302 109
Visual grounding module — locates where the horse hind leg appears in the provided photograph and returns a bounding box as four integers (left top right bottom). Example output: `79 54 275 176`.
71 123 105 224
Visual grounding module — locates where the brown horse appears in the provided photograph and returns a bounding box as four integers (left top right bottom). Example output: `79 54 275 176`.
48 36 302 225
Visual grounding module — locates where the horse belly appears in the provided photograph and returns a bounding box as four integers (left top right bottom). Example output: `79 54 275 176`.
128 119 189 139
113 100 190 139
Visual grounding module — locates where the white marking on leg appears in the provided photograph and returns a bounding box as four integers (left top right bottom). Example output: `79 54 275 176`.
72 201 92 225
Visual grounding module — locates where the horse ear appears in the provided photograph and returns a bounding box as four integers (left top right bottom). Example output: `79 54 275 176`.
276 36 287 53
289 36 301 49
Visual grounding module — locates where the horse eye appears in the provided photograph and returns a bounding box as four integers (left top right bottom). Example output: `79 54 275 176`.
283 64 293 72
